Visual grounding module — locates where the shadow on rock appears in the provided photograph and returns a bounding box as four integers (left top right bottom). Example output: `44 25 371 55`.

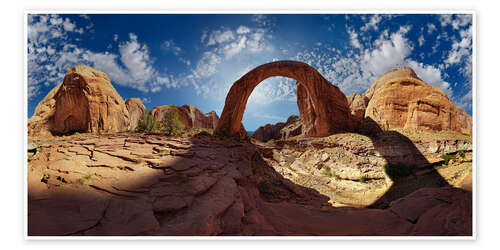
27 130 472 236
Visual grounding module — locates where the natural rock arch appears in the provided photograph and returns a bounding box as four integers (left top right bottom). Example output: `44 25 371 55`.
215 60 354 138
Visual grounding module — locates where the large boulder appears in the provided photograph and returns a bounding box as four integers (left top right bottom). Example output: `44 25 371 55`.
363 67 472 135
149 104 219 130
28 65 131 137
125 98 146 131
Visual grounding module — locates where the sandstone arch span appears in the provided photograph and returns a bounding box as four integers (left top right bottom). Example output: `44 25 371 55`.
215 60 354 138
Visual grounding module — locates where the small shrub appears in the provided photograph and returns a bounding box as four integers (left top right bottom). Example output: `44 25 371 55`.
383 163 414 181
321 165 334 178
458 150 466 158
160 107 185 136
440 153 457 165
78 173 93 185
136 114 159 133
359 176 367 183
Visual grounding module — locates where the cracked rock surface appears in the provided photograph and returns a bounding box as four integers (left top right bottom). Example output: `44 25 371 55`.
28 132 472 236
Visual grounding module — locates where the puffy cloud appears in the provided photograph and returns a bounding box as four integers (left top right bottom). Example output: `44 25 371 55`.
161 39 182 55
439 14 472 30
223 36 247 59
193 51 221 78
203 29 235 46
27 14 92 99
28 15 177 98
359 26 412 78
237 25 250 34
296 24 453 100
348 29 362 49
445 26 472 65
406 60 453 97
247 77 297 105
360 14 382 31
118 33 155 86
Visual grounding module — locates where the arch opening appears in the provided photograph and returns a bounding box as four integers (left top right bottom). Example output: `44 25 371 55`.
215 60 354 138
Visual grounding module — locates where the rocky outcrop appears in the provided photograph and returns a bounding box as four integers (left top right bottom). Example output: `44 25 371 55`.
347 94 369 123
280 115 302 139
28 83 62 137
362 67 472 136
252 122 285 142
125 98 146 131
215 61 354 138
150 104 219 130
252 115 302 142
28 65 131 137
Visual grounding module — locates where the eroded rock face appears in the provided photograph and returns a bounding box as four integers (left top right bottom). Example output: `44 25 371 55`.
149 105 219 130
363 67 472 135
252 115 302 142
125 98 146 131
215 61 354 138
347 94 369 123
28 65 131 136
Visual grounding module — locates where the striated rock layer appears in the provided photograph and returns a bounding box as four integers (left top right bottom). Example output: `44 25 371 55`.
362 67 472 136
150 104 219 130
215 61 354 138
125 98 146 131
28 65 131 137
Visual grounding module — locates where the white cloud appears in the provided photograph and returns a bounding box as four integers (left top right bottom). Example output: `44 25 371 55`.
141 97 151 104
248 77 297 105
427 23 436 34
161 40 182 55
296 24 454 100
193 51 221 78
113 34 119 41
406 60 453 97
445 26 472 65
118 33 155 86
439 14 472 30
28 16 177 99
204 29 235 46
360 14 382 31
359 26 412 78
418 34 425 46
27 14 93 99
62 18 76 32
348 29 362 49
237 25 250 34
223 36 247 59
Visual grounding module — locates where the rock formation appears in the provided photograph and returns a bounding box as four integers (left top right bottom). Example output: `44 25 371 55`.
125 98 146 131
215 61 354 138
28 65 131 137
346 93 369 123
252 115 302 142
150 104 219 130
363 67 472 135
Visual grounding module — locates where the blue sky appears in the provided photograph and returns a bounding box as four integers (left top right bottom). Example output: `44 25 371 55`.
27 13 473 131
